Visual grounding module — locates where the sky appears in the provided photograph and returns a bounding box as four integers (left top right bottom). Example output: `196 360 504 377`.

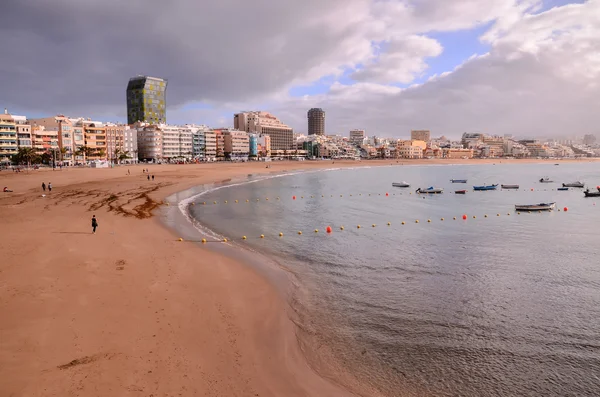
1 0 598 139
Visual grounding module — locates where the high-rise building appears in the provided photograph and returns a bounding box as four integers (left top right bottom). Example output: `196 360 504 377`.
583 134 596 146
223 130 250 159
126 75 167 124
233 111 293 150
308 108 325 136
0 110 18 160
411 130 431 142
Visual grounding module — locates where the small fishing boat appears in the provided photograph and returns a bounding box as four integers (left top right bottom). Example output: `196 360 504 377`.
501 184 519 189
539 177 553 183
450 179 467 183
454 190 467 194
557 187 569 191
515 202 556 211
415 187 443 194
584 188 600 197
392 181 410 188
562 181 584 188
473 184 498 191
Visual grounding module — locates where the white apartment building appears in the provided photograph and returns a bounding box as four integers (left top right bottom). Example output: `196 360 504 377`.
349 129 366 146
204 131 217 160
223 130 249 159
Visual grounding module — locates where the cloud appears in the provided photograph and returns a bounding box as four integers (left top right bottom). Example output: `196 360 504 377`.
1 0 596 139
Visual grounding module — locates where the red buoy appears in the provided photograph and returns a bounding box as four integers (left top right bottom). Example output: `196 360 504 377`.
326 226 332 233
563 207 568 212
385 192 389 196
292 195 296 200
462 214 467 220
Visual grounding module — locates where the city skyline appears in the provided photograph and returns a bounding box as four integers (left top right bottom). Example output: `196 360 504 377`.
2 0 598 139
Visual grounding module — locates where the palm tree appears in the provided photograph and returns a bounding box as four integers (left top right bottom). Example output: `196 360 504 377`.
59 147 68 162
113 148 122 164
14 147 37 168
118 150 131 163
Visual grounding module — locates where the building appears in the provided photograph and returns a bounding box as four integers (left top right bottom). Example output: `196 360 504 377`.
258 134 271 157
136 124 163 161
223 130 250 159
396 139 426 159
126 75 168 124
12 115 31 149
31 125 59 155
161 125 192 160
307 108 325 136
411 130 431 142
349 129 366 145
233 111 293 150
204 131 217 160
0 110 18 160
249 134 258 157
443 148 474 159
189 125 211 159
583 134 597 146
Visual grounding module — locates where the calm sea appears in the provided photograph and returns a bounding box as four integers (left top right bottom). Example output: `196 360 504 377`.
188 163 600 397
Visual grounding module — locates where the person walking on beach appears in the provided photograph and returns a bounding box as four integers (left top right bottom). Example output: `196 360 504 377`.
147 175 150 181
152 175 154 181
48 182 52 192
91 215 98 234
41 182 46 192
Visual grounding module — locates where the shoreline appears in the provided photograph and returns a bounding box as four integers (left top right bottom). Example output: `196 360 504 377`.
1 158 598 396
0 161 387 397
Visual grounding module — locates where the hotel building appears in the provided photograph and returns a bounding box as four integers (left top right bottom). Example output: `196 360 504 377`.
233 111 293 151
0 111 18 160
126 75 167 124
223 130 250 159
411 130 431 142
349 129 366 145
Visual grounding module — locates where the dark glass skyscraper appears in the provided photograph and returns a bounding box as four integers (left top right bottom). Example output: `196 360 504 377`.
307 108 325 135
126 76 167 124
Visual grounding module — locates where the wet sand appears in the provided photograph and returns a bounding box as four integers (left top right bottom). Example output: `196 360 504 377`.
0 158 596 396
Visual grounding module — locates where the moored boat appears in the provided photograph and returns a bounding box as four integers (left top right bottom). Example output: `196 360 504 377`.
415 187 443 194
514 202 556 211
557 187 569 191
450 179 467 183
473 184 498 191
501 184 519 189
392 181 410 188
584 188 600 197
539 177 553 183
562 181 585 188
454 190 467 194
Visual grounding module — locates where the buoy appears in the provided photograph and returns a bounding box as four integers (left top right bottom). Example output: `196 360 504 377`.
441 218 444 221
277 197 280 200
203 202 206 205
517 212 521 215
531 188 534 191
401 221 405 225
387 222 391 226
357 225 361 229
314 229 319 233
311 195 314 198
260 234 264 239
453 217 456 220
256 199 259 201
279 232 283 237
298 231 302 235
473 215 476 219
224 200 227 204
340 226 344 230
293 195 296 200
223 238 228 242
563 207 568 212
497 213 500 216
326 226 332 233
242 236 247 240
484 214 488 218
462 214 467 220
213 201 217 204
266 198 269 200
301 196 304 199
427 219 431 223
340 195 343 197
166 203 170 206
372 224 376 227
235 200 238 203
202 238 207 243
178 238 183 241
415 220 419 223
385 192 389 196
507 213 510 215
246 200 249 202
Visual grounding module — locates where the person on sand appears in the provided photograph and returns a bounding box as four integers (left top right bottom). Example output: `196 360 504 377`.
3 187 13 192
48 182 52 192
152 175 154 181
42 182 46 191
91 215 98 234
147 175 150 181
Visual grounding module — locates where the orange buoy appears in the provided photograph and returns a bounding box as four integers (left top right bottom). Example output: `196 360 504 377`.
462 214 467 220
293 195 296 200
326 226 332 233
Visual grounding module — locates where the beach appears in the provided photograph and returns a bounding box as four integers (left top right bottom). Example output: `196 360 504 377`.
1 158 598 397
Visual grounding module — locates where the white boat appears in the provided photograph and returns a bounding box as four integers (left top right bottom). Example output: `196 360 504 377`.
392 181 410 188
539 177 553 183
514 202 556 211
416 187 443 194
562 181 584 188
501 184 519 189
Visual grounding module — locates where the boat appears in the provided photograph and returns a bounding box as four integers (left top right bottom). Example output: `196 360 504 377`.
415 187 443 194
562 181 585 188
584 188 600 197
473 184 498 191
557 187 569 191
454 190 467 194
539 177 553 183
501 184 519 189
515 202 556 211
392 181 410 188
450 179 467 183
